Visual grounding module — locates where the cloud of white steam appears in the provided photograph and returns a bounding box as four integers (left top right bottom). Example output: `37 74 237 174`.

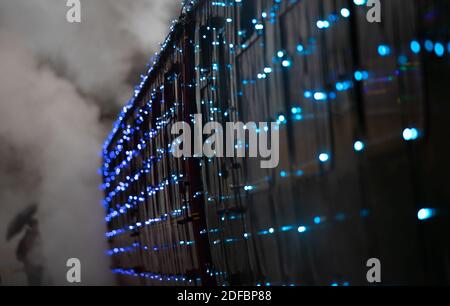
0 0 180 114
0 31 110 285
0 0 178 285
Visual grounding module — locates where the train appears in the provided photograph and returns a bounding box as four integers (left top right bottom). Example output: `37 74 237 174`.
101 0 450 286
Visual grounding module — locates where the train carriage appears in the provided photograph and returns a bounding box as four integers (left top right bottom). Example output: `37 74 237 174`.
102 0 450 286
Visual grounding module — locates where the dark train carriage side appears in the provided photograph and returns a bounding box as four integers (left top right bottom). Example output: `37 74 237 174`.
102 0 450 286
102 16 215 285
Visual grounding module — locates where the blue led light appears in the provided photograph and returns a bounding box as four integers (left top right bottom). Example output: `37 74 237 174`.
314 216 322 224
336 80 352 91
378 45 391 56
354 70 369 81
340 8 350 18
297 226 307 233
353 0 366 5
255 24 264 30
398 55 408 65
319 153 330 163
410 40 421 54
418 208 436 221
354 141 365 152
434 43 445 57
316 20 330 29
360 209 370 218
314 92 328 101
424 40 434 52
282 59 292 67
281 225 294 232
244 185 254 191
294 114 303 121
291 107 302 114
296 44 304 53
403 128 419 141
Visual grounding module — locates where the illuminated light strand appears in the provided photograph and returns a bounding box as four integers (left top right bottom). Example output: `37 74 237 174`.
112 268 196 284
105 173 185 224
103 102 153 167
106 205 189 238
109 206 370 255
103 105 178 180
106 240 195 256
103 152 166 208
